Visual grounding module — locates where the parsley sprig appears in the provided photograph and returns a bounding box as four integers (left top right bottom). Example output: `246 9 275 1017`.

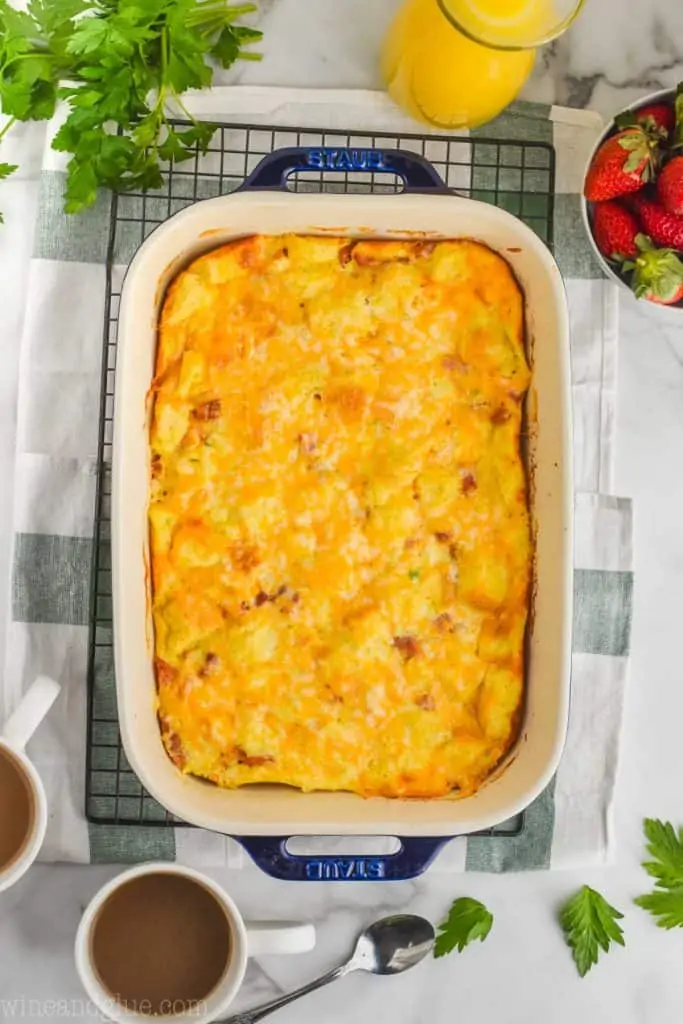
0 0 261 218
634 818 683 928
434 897 493 958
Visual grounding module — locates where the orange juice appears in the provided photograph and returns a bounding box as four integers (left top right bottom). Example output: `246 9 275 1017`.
381 0 580 129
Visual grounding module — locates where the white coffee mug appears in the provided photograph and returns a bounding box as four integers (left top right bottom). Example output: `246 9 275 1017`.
75 862 316 1024
0 675 61 894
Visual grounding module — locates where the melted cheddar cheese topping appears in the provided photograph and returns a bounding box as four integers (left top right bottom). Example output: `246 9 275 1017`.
150 234 531 798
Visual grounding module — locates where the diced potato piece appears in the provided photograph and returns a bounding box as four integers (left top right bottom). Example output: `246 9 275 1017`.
153 398 189 452
429 244 471 283
157 592 224 657
149 502 177 555
286 235 341 264
477 666 522 740
418 468 461 518
229 620 279 665
477 614 526 665
163 274 211 325
458 551 509 610
171 522 222 568
177 350 205 396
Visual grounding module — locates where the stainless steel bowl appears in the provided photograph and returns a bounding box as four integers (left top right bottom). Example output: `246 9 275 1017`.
581 87 680 303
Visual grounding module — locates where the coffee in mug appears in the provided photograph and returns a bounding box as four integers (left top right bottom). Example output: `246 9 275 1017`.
0 746 35 871
91 872 232 1015
76 863 316 1024
0 675 60 894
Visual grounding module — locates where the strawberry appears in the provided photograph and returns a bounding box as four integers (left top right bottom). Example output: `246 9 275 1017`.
584 126 659 201
644 281 683 305
634 103 675 138
622 235 683 305
657 155 683 215
629 193 683 249
591 201 639 260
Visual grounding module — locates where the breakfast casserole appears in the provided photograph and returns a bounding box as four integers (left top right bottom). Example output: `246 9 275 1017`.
149 233 532 798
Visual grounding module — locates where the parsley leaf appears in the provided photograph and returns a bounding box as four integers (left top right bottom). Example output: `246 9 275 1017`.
434 897 493 958
27 0 89 35
212 22 262 65
158 125 197 163
211 25 240 67
634 889 683 929
634 818 683 929
640 817 683 889
559 885 625 977
0 159 17 221
66 18 110 57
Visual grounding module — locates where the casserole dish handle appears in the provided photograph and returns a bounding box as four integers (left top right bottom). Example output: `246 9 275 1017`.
240 147 449 193
234 835 453 881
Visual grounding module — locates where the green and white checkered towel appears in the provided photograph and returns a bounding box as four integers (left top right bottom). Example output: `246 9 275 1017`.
1 88 633 871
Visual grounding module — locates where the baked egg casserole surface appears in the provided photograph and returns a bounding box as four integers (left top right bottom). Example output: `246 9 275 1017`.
150 234 531 798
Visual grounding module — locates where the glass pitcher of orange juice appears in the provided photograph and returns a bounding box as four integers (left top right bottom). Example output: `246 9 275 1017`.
381 0 585 129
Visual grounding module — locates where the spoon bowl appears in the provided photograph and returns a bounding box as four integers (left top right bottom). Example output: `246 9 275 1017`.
352 914 436 975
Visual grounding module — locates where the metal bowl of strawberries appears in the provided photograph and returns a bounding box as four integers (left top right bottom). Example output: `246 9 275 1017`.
582 85 683 307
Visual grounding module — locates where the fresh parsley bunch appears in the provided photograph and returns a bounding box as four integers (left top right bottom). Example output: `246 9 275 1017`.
0 0 261 217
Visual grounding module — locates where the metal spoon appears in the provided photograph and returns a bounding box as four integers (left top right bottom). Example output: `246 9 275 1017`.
220 913 435 1024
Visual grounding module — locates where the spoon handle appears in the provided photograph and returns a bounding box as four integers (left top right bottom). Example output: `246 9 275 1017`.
220 961 354 1024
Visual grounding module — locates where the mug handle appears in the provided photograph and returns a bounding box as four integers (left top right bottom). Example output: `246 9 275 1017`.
1 675 61 751
245 922 316 957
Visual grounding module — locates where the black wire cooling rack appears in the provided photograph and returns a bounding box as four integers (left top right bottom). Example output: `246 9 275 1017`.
85 119 555 830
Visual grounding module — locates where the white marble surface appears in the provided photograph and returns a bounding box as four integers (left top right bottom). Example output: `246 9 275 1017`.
3 0 683 1021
